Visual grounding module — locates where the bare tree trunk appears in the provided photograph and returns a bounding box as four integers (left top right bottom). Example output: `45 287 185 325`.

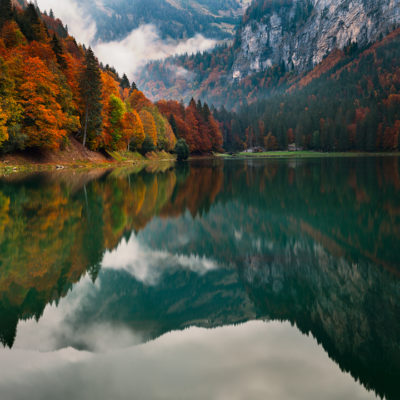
83 106 89 148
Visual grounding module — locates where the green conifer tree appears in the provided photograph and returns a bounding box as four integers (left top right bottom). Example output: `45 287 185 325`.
169 114 178 137
0 0 13 29
51 34 67 70
121 73 130 90
80 48 103 149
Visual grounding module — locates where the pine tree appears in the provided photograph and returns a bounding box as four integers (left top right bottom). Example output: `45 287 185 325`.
121 73 130 90
18 3 47 42
80 48 103 149
0 0 13 29
202 102 211 120
169 114 178 137
51 34 67 70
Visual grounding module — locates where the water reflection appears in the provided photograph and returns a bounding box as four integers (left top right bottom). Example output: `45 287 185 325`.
1 322 375 400
0 157 399 399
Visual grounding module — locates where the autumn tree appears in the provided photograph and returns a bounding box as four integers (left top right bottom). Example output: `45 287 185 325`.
80 48 103 149
0 106 8 145
264 132 278 150
1 20 26 49
100 70 120 148
144 106 176 151
122 110 145 151
19 57 71 149
106 94 125 150
139 109 157 148
0 55 22 149
127 89 152 112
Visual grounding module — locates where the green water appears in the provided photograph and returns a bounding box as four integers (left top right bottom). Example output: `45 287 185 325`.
0 157 399 400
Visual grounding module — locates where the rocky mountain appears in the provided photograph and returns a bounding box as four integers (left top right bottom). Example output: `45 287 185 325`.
232 0 400 79
77 0 251 41
137 0 400 107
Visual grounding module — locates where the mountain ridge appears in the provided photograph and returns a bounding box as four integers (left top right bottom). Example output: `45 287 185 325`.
137 0 400 109
73 0 251 41
232 0 400 79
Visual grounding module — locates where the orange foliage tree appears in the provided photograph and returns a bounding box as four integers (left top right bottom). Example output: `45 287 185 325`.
157 98 222 154
121 110 145 151
0 4 220 155
19 57 75 149
126 89 152 112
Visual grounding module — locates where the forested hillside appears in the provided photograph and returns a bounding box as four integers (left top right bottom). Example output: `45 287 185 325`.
0 0 222 157
71 0 250 41
138 0 400 110
214 30 400 152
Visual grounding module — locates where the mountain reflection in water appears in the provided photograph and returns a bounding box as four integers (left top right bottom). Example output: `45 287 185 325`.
0 157 399 400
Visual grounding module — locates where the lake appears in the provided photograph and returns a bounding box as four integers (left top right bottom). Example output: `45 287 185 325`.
0 157 399 400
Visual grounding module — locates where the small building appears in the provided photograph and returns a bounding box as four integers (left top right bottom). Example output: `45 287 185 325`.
244 147 265 153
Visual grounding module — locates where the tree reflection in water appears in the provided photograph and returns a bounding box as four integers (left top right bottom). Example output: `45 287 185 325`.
0 157 399 399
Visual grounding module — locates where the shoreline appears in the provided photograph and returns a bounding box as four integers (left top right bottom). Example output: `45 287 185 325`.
216 151 400 159
0 156 177 176
2 151 400 176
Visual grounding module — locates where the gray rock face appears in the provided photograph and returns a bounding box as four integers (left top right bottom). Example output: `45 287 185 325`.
232 0 400 79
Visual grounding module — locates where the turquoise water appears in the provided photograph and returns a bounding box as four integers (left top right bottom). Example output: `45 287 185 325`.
0 157 399 399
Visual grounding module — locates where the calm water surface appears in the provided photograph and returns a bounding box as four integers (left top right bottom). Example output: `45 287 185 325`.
0 157 399 400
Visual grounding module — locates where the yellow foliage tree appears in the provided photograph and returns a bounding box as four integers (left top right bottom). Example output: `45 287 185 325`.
139 109 157 147
100 71 120 148
121 110 145 150
0 55 22 146
164 120 177 151
0 106 8 145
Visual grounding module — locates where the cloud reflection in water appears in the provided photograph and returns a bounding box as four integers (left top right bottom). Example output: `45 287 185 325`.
0 321 376 400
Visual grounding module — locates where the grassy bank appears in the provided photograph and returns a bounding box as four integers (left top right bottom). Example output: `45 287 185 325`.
0 135 179 176
0 151 176 176
216 151 400 159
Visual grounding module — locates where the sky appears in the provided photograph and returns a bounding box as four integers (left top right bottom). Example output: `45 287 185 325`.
35 0 217 80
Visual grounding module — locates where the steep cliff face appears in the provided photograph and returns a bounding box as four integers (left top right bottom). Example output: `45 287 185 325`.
232 0 400 79
137 0 400 108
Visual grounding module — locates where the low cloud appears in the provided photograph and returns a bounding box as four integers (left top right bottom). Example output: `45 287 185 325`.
36 0 216 81
93 25 216 80
36 0 97 44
